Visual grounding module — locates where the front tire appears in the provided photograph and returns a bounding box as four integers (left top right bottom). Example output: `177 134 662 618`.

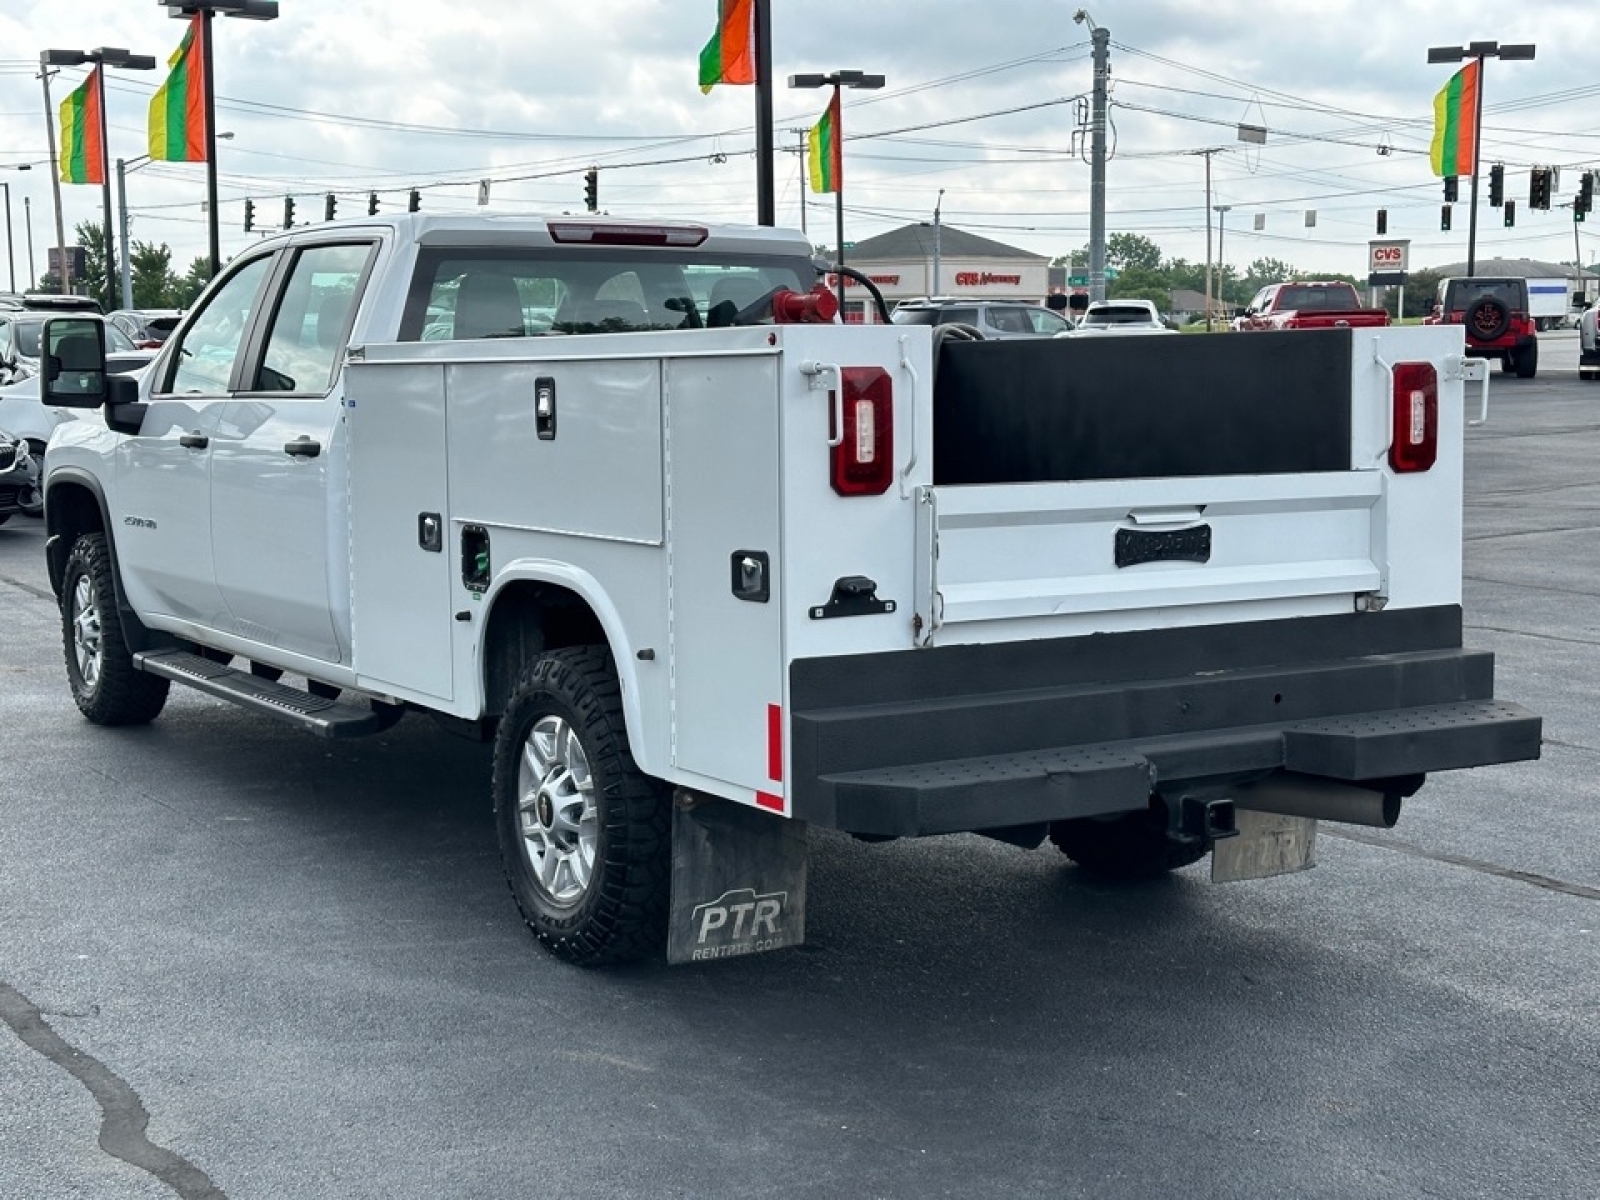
61 532 169 725
492 646 670 966
1049 800 1207 879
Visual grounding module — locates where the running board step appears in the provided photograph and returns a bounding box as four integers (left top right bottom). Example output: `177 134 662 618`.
133 649 387 738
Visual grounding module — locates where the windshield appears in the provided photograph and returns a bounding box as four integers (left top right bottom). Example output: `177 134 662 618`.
400 248 813 340
1083 306 1158 326
1444 280 1525 311
1275 285 1358 310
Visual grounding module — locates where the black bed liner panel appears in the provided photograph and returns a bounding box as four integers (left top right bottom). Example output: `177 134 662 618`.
932 328 1354 485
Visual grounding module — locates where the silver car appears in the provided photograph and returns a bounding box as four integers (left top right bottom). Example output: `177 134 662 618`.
1580 301 1599 382
890 298 1074 339
0 428 41 522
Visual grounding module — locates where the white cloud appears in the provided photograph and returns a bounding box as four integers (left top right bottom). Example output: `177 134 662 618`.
1 0 1595 285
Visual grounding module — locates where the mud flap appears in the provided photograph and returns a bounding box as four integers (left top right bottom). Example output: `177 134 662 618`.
667 790 808 965
1211 810 1318 883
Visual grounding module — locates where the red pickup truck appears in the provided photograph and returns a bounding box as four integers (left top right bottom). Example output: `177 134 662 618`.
1233 281 1392 332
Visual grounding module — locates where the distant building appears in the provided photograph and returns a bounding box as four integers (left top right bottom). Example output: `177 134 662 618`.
1428 257 1599 308
837 224 1050 323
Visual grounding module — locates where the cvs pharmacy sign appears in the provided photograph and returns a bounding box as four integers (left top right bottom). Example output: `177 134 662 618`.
1368 240 1410 274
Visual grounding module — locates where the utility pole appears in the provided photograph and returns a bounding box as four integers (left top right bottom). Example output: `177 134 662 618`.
1078 11 1111 304
38 64 70 294
117 158 134 308
1194 148 1222 332
932 188 944 295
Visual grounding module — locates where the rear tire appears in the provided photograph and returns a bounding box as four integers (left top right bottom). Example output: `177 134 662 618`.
1049 800 1207 879
492 646 670 966
1515 341 1538 379
61 532 169 725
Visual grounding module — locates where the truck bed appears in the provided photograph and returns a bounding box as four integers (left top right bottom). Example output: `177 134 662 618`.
933 330 1352 484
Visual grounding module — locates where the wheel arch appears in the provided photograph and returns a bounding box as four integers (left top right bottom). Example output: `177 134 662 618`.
480 566 651 763
44 469 112 600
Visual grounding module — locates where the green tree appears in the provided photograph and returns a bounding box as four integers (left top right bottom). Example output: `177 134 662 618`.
72 219 111 305
1107 232 1162 272
1241 257 1300 290
174 255 213 308
128 240 180 309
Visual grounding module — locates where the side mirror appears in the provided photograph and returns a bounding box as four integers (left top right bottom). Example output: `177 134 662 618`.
41 317 110 409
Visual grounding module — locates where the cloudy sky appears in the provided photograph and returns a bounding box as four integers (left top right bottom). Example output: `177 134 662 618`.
1 0 1596 288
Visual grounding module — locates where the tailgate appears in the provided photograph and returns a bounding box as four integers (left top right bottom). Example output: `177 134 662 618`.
915 471 1382 642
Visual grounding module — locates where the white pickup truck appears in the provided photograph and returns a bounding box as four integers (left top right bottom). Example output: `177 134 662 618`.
38 214 1540 966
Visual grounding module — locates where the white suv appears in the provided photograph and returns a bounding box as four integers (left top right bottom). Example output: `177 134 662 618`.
889 298 1072 339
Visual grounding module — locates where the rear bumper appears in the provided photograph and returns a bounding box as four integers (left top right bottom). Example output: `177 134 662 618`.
1465 333 1536 357
789 606 1541 836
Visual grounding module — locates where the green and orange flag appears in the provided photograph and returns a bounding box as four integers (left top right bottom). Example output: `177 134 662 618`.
58 66 105 186
699 0 755 93
807 93 840 194
149 14 207 162
1430 60 1478 178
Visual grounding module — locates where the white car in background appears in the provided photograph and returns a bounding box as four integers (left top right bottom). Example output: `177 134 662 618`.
1057 299 1174 336
1580 300 1599 381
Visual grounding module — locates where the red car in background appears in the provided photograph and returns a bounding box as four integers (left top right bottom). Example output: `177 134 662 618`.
1425 277 1538 378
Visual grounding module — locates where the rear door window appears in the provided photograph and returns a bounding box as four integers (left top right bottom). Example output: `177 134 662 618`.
250 242 375 394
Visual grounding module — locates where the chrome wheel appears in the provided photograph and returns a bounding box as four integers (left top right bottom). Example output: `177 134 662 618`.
69 574 103 693
515 715 598 907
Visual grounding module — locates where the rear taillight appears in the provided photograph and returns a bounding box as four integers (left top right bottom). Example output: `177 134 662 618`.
830 367 893 495
1389 362 1438 473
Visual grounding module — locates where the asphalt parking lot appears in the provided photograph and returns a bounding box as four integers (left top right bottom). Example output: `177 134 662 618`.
1 343 1596 1200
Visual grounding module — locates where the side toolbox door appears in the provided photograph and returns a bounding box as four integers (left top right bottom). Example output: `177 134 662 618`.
116 253 276 628
209 241 377 665
664 355 786 807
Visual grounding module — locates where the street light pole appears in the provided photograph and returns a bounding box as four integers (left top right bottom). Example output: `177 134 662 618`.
1428 40 1535 276
0 165 29 292
116 157 144 308
43 47 158 308
788 68 886 316
38 64 70 294
163 1 279 278
24 197 36 289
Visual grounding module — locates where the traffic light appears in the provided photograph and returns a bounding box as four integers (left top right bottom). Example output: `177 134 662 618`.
283 195 296 229
408 189 421 213
1441 205 1452 232
368 191 379 216
1376 209 1387 235
1529 168 1551 211
1488 163 1505 208
1577 171 1594 220
243 198 255 233
325 193 337 222
584 168 598 213
1503 200 1516 228
1443 175 1458 203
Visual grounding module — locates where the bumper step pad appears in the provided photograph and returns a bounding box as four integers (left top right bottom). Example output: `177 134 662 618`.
819 700 1540 838
133 649 386 738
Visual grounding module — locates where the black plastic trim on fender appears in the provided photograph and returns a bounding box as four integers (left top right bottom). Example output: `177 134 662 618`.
787 606 1543 836
42 468 172 654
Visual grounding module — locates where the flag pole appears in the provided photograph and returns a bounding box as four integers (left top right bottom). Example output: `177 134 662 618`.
92 65 117 311
1466 53 1485 277
39 65 71 294
753 0 774 225
200 11 220 278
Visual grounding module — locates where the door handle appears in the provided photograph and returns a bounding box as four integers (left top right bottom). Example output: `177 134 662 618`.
283 436 321 458
179 432 209 449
